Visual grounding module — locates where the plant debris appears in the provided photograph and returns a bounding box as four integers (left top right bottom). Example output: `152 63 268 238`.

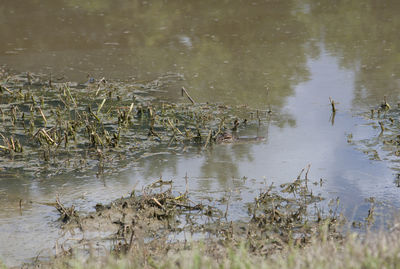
0 69 270 179
42 168 343 266
352 98 400 186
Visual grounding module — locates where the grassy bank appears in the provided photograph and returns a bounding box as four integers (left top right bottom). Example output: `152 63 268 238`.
30 224 399 269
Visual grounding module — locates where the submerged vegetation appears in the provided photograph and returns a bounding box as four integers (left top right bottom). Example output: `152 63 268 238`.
350 98 400 187
0 68 268 179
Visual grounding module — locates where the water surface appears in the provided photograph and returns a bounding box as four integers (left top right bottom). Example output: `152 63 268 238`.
1 0 400 266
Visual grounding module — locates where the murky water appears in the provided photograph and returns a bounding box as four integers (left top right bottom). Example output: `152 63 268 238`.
1 0 400 266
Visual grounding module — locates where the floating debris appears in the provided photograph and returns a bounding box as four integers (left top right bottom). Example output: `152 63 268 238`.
0 70 270 178
329 97 337 113
380 96 391 110
351 99 400 186
46 170 342 262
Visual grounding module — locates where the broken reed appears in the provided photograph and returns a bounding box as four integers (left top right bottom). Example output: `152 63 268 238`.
0 71 269 175
48 168 343 261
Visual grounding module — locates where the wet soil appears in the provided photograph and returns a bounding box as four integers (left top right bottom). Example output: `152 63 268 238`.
24 168 344 268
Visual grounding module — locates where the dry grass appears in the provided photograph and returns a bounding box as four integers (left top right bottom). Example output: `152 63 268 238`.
35 223 400 269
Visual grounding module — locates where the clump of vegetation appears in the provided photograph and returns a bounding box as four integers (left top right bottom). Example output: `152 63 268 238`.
351 97 400 185
19 176 399 269
20 165 344 268
0 69 269 178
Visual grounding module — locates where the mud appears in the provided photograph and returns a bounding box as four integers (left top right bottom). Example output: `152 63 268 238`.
23 167 344 268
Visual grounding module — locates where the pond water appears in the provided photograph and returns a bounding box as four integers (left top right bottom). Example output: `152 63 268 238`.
1 0 400 266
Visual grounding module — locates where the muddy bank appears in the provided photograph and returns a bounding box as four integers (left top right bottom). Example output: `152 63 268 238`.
20 168 346 268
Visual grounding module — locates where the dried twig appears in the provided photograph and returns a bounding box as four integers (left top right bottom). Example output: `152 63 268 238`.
152 197 166 211
329 97 336 113
181 87 195 104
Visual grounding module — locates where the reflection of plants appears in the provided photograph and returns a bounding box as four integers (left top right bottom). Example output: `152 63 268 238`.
0 0 312 111
102 0 313 108
200 144 252 183
5 1 399 115
64 0 112 13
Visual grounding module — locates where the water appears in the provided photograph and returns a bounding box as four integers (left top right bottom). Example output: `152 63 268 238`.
1 0 400 266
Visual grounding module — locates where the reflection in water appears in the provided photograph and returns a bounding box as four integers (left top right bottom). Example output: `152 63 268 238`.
0 0 311 108
304 0 400 108
1 0 400 266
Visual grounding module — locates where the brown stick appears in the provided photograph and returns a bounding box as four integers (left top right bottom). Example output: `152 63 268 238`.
329 97 336 113
38 107 47 126
167 118 183 135
379 121 385 132
55 196 70 217
40 129 55 144
181 87 195 104
152 197 166 211
203 130 212 149
1 86 12 94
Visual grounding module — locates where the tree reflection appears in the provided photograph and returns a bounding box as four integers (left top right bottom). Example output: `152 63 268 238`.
304 0 400 108
0 0 311 108
0 0 314 200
